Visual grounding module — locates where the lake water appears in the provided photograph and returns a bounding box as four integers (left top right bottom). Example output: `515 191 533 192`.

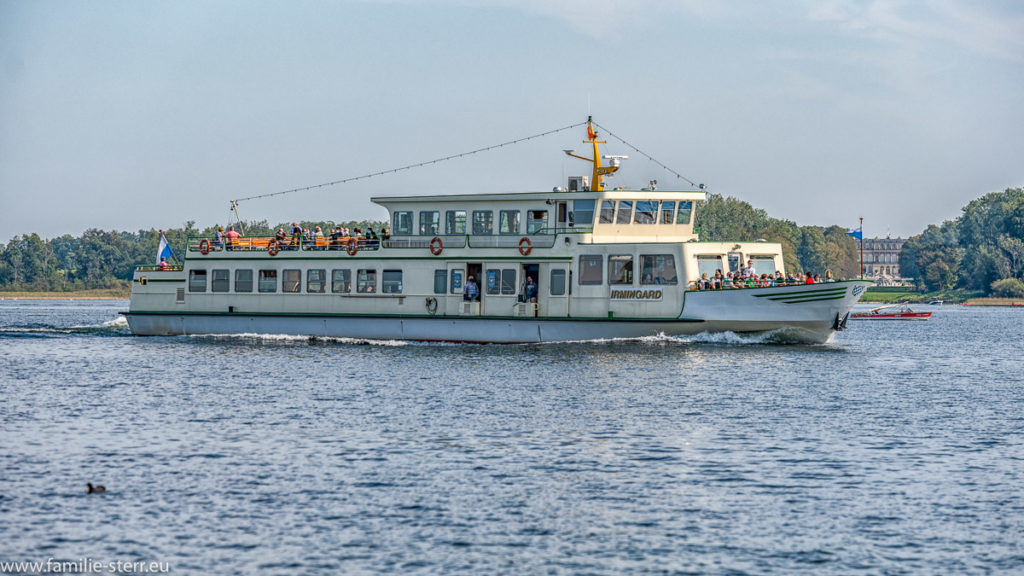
2 299 1023 574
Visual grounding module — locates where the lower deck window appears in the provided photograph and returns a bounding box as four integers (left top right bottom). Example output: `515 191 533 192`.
357 269 377 293
235 269 253 292
307 269 326 293
258 270 277 293
283 269 301 293
752 256 777 276
486 269 516 295
609 255 633 285
550 269 566 295
332 269 351 293
211 269 229 292
579 255 603 285
382 270 403 294
641 255 678 285
434 270 447 294
697 256 723 278
188 270 206 292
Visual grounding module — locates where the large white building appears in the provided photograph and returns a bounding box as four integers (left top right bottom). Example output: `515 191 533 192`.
857 236 905 283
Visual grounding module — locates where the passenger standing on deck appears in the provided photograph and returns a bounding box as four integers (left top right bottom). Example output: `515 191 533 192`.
224 225 240 250
290 222 303 250
213 226 224 250
464 275 480 301
524 276 538 302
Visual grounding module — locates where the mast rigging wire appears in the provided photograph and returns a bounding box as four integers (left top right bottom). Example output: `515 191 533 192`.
232 121 587 205
230 119 702 206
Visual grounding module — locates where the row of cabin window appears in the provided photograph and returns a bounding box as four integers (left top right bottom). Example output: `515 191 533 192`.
598 200 693 226
186 268 571 296
391 200 694 236
578 254 679 286
189 269 400 294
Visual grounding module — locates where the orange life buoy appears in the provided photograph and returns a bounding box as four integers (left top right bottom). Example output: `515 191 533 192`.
518 237 532 256
429 236 443 256
346 237 359 256
267 239 279 257
199 238 210 255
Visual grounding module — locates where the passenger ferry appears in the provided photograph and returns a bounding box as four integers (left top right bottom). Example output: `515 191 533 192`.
124 120 871 343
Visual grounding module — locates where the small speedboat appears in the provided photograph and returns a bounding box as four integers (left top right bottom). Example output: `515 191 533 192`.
852 304 931 320
928 299 943 305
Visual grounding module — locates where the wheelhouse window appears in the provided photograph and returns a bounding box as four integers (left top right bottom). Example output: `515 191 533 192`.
615 201 633 225
472 211 493 235
572 200 595 228
697 255 723 278
332 269 351 293
445 210 466 235
633 201 656 224
499 210 520 235
382 270 403 294
393 211 413 235
211 269 229 292
660 201 675 224
609 255 633 285
450 270 463 294
357 269 377 293
676 201 693 225
283 269 301 293
307 269 326 293
599 200 615 224
641 255 678 285
188 269 207 292
434 269 447 294
258 270 277 293
420 211 440 236
579 255 603 285
527 210 547 234
550 269 567 295
235 269 253 293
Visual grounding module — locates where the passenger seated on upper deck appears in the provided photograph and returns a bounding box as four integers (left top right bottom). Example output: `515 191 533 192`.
463 275 480 302
275 228 287 243
159 257 170 270
381 227 391 241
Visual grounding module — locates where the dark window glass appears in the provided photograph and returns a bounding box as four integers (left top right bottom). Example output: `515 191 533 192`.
235 269 253 292
258 270 277 293
307 269 326 293
550 269 566 295
579 255 603 285
382 270 403 294
434 269 447 294
188 270 206 292
211 269 229 292
609 255 633 285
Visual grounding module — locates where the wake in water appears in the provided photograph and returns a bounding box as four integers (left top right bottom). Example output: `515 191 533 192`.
0 316 131 337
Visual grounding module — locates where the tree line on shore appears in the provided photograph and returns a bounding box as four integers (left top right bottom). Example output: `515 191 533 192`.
1 188 1022 296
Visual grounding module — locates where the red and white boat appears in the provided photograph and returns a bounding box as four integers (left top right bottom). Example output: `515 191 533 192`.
851 304 931 320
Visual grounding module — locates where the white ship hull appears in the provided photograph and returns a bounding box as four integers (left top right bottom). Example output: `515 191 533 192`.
124 281 869 344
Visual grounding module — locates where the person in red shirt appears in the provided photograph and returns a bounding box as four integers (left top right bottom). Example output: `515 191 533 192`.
224 225 241 250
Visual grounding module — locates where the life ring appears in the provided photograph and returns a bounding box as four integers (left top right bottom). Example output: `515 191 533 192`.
429 236 443 256
199 238 210 255
518 237 532 256
267 239 279 257
346 237 359 256
425 297 438 314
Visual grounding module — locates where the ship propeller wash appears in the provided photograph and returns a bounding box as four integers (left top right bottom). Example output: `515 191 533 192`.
124 118 871 343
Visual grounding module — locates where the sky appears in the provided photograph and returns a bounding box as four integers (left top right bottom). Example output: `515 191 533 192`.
1 0 1022 240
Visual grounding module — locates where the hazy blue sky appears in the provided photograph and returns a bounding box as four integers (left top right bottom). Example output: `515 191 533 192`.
2 0 1022 240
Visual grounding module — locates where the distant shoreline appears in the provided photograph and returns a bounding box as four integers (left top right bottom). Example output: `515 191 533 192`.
0 290 129 300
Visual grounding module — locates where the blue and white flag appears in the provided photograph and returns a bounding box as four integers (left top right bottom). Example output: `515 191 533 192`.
846 228 862 241
157 232 175 264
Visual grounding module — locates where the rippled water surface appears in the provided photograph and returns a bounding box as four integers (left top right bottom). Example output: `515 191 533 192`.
2 299 1023 574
